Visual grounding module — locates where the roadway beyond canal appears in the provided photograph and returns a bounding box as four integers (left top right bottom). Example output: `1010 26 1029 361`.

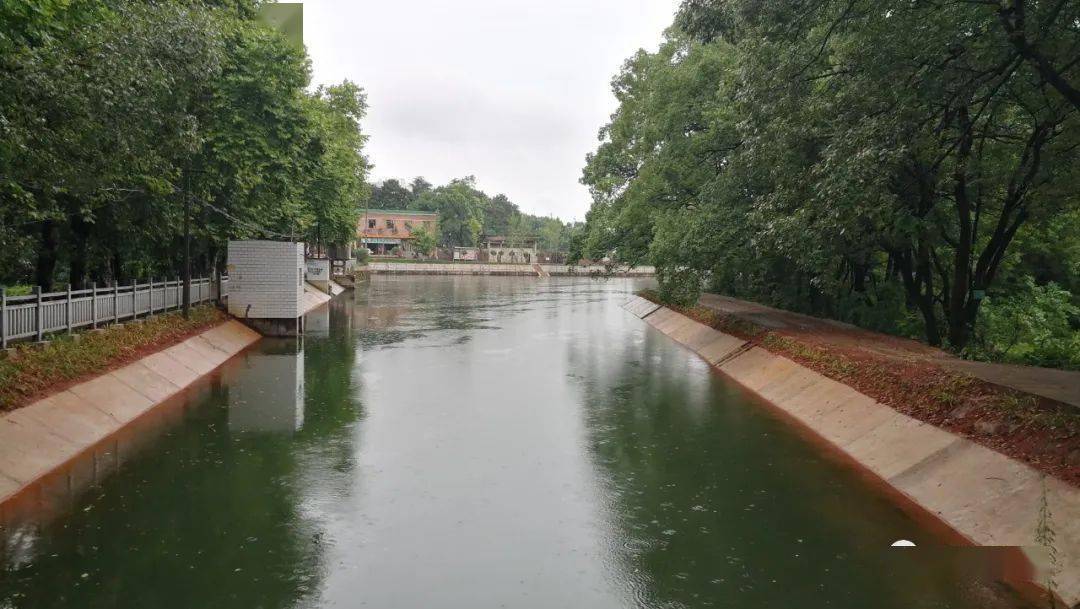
0 277 1037 608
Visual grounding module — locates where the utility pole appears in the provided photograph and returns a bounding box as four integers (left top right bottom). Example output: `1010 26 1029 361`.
182 169 192 319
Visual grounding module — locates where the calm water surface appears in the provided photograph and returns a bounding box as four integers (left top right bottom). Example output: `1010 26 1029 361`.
0 277 1032 608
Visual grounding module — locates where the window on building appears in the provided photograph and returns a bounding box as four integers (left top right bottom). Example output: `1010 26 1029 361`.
386 219 395 229
367 219 376 229
404 221 413 230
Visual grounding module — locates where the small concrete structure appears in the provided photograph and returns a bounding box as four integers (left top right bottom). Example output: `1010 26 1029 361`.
227 240 305 336
453 246 479 261
482 236 537 264
305 257 331 293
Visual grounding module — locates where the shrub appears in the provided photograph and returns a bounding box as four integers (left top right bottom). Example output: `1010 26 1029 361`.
969 277 1079 369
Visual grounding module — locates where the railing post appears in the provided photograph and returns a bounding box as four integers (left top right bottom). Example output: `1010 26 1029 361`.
91 282 98 329
1 287 7 349
149 277 154 315
65 283 72 333
175 276 180 311
34 286 43 342
114 281 120 324
131 279 137 320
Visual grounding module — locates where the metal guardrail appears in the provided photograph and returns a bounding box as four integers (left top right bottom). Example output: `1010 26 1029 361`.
0 276 229 348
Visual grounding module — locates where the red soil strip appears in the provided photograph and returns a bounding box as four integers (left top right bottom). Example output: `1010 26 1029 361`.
640 291 1080 486
0 308 228 413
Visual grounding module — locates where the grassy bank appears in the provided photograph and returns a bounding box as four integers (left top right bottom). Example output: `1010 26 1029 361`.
0 306 225 412
639 289 1080 484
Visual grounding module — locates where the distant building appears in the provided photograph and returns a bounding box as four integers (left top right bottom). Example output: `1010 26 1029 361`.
482 236 538 264
358 209 438 256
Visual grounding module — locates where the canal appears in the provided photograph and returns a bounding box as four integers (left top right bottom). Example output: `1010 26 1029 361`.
0 277 1032 608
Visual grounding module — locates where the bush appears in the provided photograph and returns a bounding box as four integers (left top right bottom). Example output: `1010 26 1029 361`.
656 266 704 307
969 277 1080 369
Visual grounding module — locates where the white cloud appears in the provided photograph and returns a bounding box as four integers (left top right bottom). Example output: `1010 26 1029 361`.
301 0 679 220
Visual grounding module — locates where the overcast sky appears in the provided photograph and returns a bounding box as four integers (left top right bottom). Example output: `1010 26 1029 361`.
301 0 680 221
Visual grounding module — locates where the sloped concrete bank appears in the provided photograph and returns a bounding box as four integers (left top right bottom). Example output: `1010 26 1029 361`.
622 295 1080 607
0 320 262 511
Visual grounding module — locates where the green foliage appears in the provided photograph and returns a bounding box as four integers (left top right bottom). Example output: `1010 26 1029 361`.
368 179 413 210
970 278 1080 369
579 0 1080 365
410 224 436 257
1 0 370 289
367 174 579 253
412 178 484 247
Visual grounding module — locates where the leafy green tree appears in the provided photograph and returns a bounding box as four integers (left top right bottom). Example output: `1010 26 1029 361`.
303 81 371 250
410 224 436 258
412 178 484 247
579 0 1080 358
0 0 373 291
368 179 413 210
408 176 432 197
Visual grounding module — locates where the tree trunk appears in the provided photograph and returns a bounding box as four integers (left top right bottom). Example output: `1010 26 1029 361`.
998 0 1080 112
69 214 92 289
896 247 942 346
35 220 59 291
947 105 975 350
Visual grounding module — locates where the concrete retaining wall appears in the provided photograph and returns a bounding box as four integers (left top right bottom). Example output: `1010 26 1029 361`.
366 262 656 276
0 320 262 508
622 296 1080 607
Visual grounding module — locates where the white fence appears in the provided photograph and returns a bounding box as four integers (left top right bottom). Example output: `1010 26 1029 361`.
1 276 229 348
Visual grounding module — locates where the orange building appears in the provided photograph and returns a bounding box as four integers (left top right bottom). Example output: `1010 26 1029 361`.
358 209 438 256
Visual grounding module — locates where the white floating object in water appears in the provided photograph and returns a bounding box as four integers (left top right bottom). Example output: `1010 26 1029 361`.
891 539 916 547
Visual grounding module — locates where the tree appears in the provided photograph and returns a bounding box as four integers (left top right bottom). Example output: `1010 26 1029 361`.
411 224 436 258
579 0 1080 356
368 178 413 209
412 178 484 247
303 81 371 250
0 0 373 292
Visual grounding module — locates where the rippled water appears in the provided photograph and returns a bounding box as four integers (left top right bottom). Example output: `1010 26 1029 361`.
0 277 1033 608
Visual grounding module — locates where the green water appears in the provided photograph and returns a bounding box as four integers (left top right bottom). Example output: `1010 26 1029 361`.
0 277 1032 608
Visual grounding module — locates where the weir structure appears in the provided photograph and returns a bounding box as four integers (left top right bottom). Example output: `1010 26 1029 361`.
622 295 1080 608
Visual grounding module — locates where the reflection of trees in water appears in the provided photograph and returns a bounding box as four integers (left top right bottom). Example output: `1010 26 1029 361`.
569 332 1030 609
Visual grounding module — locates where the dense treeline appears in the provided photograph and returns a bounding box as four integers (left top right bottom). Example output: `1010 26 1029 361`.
577 0 1080 367
368 177 580 252
0 0 370 292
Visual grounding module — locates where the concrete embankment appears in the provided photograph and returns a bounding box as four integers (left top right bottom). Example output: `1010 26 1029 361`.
0 320 262 509
623 295 1080 607
366 261 656 276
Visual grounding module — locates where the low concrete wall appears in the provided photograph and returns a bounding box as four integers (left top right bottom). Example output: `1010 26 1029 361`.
365 261 656 276
622 296 1080 607
0 320 262 508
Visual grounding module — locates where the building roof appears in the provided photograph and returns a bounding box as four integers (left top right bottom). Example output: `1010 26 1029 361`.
361 208 437 216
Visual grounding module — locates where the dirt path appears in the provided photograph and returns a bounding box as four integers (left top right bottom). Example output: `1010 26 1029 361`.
698 294 1080 410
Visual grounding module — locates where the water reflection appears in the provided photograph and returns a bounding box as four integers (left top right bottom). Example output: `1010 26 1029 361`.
227 339 306 433
0 301 362 608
